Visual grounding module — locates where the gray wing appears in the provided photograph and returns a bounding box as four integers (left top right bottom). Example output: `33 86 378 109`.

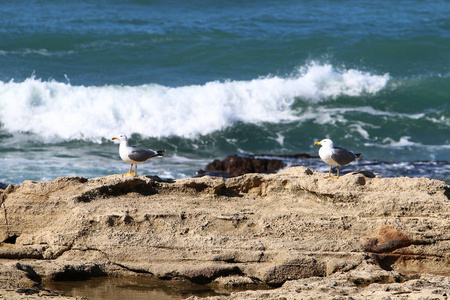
128 146 164 162
331 147 357 166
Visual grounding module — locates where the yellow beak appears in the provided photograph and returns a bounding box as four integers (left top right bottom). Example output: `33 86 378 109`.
112 137 118 140
314 141 321 145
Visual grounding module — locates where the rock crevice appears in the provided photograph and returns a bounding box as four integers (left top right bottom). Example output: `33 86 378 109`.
0 167 449 299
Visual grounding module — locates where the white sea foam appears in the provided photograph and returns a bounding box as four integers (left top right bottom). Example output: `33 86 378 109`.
384 136 419 147
0 49 75 57
0 63 389 142
369 136 450 149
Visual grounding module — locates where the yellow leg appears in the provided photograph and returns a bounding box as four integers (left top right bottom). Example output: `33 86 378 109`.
333 166 340 179
324 165 333 178
134 165 138 177
124 164 135 176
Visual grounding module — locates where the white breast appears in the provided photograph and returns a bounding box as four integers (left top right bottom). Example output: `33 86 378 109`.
119 143 135 164
319 146 338 165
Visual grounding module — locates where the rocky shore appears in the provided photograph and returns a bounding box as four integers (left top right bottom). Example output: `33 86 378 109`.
0 167 449 299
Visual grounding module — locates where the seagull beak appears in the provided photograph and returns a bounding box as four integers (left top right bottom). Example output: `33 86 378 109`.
112 137 118 140
314 141 321 145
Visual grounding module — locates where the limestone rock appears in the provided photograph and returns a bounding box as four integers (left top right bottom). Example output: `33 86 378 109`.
0 167 448 299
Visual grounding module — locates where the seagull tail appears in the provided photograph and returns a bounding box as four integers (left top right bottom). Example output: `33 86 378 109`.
355 153 363 160
156 150 166 157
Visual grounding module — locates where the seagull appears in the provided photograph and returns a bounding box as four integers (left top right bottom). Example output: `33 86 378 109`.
112 134 165 177
314 139 361 178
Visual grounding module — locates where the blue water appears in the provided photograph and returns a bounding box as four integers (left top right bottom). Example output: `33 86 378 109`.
1 0 449 184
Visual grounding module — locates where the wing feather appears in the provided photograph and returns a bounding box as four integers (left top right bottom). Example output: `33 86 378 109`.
128 146 164 162
331 147 357 166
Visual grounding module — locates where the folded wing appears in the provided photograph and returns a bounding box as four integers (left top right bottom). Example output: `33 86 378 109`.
331 147 357 166
128 146 165 162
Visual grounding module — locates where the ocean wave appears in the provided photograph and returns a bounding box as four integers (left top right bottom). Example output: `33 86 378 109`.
0 63 389 142
0 49 75 57
366 136 450 149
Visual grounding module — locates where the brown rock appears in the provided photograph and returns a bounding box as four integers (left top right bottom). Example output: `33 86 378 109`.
203 155 287 177
188 263 450 300
0 167 448 299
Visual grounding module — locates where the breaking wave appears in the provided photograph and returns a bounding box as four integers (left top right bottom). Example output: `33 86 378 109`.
0 62 389 142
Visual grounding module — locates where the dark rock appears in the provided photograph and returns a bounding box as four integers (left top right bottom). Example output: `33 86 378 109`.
248 153 317 159
353 170 376 178
201 155 287 178
16 288 40 295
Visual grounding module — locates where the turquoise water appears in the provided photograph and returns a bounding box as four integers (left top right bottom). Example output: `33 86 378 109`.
1 0 449 184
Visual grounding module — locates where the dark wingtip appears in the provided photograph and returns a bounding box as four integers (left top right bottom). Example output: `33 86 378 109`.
157 150 166 156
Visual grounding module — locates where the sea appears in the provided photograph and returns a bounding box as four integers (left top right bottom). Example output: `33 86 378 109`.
1 0 450 185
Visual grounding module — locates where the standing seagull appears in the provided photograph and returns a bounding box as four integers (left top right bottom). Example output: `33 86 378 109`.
112 134 165 177
314 139 361 178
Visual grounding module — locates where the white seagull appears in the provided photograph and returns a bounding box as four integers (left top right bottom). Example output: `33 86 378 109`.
112 134 165 177
314 139 361 178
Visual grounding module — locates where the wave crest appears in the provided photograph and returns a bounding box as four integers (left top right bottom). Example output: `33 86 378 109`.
0 63 389 141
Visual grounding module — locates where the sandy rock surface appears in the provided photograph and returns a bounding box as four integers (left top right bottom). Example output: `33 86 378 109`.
0 167 448 299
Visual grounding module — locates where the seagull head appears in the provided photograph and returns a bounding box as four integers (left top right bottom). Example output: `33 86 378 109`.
314 139 334 148
112 134 128 142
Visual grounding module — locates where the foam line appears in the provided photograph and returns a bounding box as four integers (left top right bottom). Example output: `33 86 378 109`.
0 63 389 142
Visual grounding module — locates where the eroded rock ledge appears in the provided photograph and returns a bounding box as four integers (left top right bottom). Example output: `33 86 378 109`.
0 167 449 299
